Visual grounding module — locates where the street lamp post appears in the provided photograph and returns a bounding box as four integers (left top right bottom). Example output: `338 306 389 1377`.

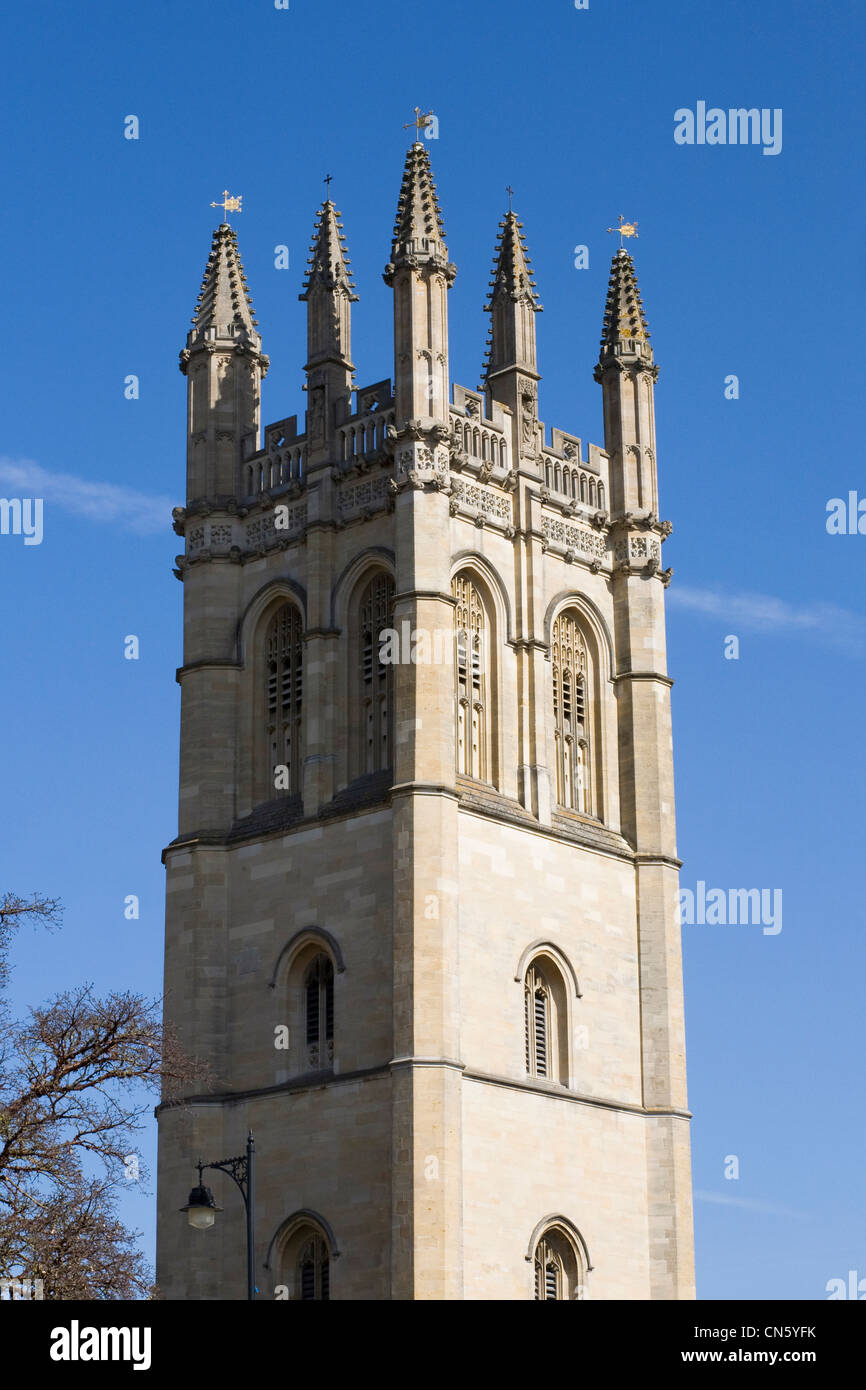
180 1130 257 1300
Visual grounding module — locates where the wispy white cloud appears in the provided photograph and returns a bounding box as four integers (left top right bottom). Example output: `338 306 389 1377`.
668 585 866 651
0 457 174 536
694 1190 805 1218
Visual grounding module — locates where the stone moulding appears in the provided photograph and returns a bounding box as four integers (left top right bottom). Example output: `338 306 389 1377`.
540 512 606 562
449 476 513 530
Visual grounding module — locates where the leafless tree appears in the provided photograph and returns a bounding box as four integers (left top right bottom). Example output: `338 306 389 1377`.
0 892 207 1299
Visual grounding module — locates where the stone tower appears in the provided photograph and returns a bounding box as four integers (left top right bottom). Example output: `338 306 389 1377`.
156 144 694 1301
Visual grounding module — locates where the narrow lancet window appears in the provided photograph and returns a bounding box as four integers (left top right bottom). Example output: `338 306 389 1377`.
454 574 489 781
266 604 303 796
357 573 395 775
552 611 590 814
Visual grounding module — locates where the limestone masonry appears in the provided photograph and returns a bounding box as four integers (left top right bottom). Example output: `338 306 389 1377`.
156 141 694 1301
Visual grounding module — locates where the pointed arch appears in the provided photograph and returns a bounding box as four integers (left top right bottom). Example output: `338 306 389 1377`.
270 930 339 1078
329 547 396 631
518 945 576 1085
513 939 581 997
526 1216 593 1300
267 1211 340 1301
269 927 346 989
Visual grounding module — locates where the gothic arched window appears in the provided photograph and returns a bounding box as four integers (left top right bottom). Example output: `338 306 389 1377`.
552 610 591 815
266 603 303 797
277 1220 332 1301
533 1227 580 1301
524 962 550 1078
523 952 571 1084
304 954 334 1070
357 572 395 776
303 954 334 1070
298 1234 330 1301
453 573 491 782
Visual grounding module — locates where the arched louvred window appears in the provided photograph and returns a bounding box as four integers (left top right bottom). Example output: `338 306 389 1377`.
533 1228 581 1299
524 963 551 1079
298 1234 330 1301
266 604 303 797
534 1238 563 1300
552 610 591 814
358 572 395 775
304 954 334 1069
453 573 490 782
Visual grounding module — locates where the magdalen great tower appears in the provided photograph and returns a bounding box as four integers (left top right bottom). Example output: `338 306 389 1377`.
156 141 694 1301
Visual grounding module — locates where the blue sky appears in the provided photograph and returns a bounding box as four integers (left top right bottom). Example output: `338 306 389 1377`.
1 0 863 1299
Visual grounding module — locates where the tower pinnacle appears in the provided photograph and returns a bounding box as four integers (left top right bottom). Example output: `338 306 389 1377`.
180 223 267 503
482 208 542 384
299 199 357 457
300 198 358 305
594 248 658 516
384 142 455 281
595 248 653 373
187 223 262 351
481 207 542 457
384 144 455 430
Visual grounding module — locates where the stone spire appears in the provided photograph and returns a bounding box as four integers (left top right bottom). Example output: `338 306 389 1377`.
299 199 357 460
180 224 268 504
187 223 263 350
596 248 653 371
594 248 659 517
385 141 453 275
482 209 542 429
300 200 357 327
384 144 456 436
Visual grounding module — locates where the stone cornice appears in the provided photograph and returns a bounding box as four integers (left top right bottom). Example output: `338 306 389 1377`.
154 1062 691 1124
613 670 674 688
458 793 635 863
634 852 683 870
463 1068 691 1121
175 659 242 683
392 588 457 606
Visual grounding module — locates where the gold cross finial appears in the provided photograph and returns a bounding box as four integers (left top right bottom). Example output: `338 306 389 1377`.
606 215 638 249
211 189 243 222
403 106 434 141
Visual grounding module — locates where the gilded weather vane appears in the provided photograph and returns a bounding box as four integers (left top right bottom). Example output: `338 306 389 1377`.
211 189 243 222
403 106 434 141
606 215 638 249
